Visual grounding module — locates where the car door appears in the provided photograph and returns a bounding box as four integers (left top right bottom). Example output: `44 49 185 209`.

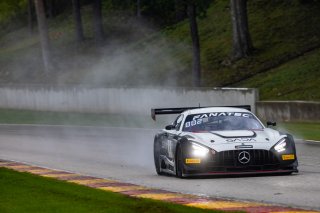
164 114 184 161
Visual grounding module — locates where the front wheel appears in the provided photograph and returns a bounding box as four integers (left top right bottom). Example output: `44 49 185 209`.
154 140 163 175
175 145 185 178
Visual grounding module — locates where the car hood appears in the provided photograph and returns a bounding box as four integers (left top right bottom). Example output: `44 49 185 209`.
180 128 285 152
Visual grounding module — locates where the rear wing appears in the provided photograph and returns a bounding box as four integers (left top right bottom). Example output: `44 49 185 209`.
151 105 251 120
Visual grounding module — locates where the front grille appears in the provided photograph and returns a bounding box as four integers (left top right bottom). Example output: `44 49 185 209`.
211 149 279 168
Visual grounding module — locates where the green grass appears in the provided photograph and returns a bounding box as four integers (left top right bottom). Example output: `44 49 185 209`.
0 167 224 213
0 108 319 140
164 0 320 100
236 48 320 100
277 122 320 141
0 108 168 129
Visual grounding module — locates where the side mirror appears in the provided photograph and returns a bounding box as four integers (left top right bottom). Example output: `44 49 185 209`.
165 125 175 130
266 121 277 127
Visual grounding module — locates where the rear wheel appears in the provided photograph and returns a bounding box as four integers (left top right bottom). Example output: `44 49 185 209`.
175 145 185 178
154 140 163 175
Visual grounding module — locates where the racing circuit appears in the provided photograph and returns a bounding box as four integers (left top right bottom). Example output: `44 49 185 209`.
0 124 319 211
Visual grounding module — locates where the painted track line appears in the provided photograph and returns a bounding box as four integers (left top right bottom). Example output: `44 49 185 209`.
304 139 320 143
1 159 319 213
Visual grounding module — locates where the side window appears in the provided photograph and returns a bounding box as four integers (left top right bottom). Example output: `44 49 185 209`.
174 115 184 131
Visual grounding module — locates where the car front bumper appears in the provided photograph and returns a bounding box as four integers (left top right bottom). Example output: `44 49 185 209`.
181 148 298 177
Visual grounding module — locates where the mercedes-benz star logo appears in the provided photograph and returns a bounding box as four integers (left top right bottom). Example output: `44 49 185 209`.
238 151 250 164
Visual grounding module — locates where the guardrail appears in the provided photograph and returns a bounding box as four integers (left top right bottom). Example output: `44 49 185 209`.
256 101 320 122
0 85 258 115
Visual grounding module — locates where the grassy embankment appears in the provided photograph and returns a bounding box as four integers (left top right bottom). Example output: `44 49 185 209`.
0 108 318 141
0 0 320 100
0 167 222 213
0 108 167 128
162 0 320 100
277 122 320 141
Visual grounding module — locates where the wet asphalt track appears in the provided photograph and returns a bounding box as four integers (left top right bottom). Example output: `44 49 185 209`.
0 124 319 210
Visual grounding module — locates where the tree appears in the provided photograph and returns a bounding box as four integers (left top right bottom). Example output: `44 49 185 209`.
34 0 52 72
175 0 186 22
137 0 142 17
92 0 104 44
182 0 211 87
45 0 72 18
230 0 253 60
46 0 55 19
27 0 34 34
186 2 201 87
72 0 84 42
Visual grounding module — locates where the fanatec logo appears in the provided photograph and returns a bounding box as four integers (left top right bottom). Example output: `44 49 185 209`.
238 151 251 164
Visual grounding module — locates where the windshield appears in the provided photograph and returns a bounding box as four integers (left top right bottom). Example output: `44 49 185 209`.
183 112 263 132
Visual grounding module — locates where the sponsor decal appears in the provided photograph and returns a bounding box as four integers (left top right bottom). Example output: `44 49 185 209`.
192 112 251 120
185 158 201 164
235 145 253 149
185 119 203 128
282 154 295 160
227 138 256 142
185 112 253 128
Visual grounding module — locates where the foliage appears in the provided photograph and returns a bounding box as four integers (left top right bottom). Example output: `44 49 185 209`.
0 0 320 100
164 0 320 100
102 0 135 10
0 0 27 34
100 0 212 25
183 0 212 17
0 0 27 23
143 0 176 25
0 0 212 29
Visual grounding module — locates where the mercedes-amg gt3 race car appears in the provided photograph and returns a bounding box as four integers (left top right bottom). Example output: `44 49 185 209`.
152 106 298 178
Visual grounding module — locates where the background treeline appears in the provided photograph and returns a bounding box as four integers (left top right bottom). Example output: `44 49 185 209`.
0 0 194 31
0 0 320 101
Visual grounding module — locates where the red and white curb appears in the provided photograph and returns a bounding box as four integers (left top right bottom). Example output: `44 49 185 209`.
1 159 319 213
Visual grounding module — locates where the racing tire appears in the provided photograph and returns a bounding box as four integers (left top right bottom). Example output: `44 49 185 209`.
175 145 185 178
154 140 163 175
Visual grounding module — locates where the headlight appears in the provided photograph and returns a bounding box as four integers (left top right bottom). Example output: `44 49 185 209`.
274 138 287 152
191 142 209 157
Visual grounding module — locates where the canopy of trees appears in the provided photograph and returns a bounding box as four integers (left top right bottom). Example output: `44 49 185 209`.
0 0 212 85
1 0 318 87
